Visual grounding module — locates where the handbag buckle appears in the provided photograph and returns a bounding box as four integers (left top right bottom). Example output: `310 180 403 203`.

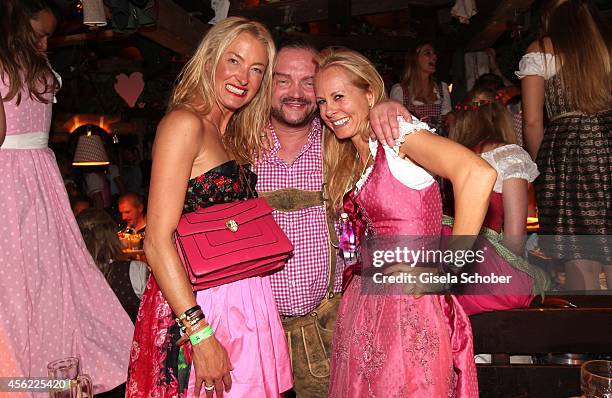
225 219 239 232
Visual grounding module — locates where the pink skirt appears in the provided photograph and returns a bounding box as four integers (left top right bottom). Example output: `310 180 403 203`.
128 274 292 398
0 147 133 395
186 276 293 397
329 276 479 398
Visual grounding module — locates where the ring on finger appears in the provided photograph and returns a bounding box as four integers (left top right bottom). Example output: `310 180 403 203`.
204 384 215 391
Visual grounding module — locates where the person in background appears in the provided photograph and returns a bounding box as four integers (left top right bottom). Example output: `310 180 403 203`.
517 0 611 290
315 46 495 398
118 192 147 233
84 166 112 209
71 196 92 217
448 87 549 315
390 41 452 135
77 208 148 322
0 0 133 392
472 72 524 147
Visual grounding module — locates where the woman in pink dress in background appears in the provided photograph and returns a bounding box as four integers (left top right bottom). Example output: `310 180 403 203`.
0 0 134 393
448 87 550 315
314 47 496 397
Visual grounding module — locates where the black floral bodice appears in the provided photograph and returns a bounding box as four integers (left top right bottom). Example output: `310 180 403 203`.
183 160 258 213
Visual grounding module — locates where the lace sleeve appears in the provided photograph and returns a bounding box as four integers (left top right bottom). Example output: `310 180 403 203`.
515 52 557 80
390 115 437 156
481 144 539 193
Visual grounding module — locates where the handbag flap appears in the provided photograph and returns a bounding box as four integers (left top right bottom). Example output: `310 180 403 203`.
176 198 272 237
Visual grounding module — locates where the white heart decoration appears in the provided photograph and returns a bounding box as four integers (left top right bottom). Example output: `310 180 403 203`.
114 72 145 108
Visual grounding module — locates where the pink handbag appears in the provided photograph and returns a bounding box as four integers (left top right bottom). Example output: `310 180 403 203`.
175 197 293 290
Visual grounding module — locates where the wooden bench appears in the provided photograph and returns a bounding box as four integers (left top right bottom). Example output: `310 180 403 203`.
470 295 612 397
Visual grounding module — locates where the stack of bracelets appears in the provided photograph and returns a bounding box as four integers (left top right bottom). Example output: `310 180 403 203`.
175 305 215 346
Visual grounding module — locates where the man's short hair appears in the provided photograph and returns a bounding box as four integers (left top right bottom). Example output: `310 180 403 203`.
119 192 144 208
276 35 318 54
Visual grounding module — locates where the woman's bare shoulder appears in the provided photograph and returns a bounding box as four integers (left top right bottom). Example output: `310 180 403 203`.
526 37 555 55
156 106 209 145
159 106 203 131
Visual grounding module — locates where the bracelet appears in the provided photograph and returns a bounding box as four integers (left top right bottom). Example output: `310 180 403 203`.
189 325 214 346
176 306 206 334
178 305 201 321
177 313 205 334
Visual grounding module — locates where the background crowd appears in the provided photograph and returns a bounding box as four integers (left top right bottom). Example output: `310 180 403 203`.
1 0 609 397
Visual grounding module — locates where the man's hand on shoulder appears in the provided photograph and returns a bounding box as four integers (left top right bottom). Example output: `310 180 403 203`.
369 100 413 147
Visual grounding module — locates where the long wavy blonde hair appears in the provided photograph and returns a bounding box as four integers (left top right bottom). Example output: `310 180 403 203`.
540 0 611 113
450 87 517 150
168 17 276 162
314 47 387 216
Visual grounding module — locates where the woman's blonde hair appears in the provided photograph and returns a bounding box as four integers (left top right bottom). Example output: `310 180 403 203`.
540 0 611 113
76 208 124 277
314 47 387 216
399 41 438 104
450 87 517 150
168 17 276 162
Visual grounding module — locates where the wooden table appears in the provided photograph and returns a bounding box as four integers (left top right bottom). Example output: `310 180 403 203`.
470 295 612 397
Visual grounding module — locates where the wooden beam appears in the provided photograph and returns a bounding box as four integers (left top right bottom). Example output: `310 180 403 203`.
466 0 535 51
139 0 209 56
230 0 452 26
309 34 415 51
49 29 127 49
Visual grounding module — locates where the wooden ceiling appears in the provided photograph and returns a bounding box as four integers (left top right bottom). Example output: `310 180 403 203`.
49 0 546 57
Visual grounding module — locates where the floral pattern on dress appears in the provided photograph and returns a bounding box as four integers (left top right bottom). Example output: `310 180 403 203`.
183 160 257 213
400 300 441 385
127 160 257 398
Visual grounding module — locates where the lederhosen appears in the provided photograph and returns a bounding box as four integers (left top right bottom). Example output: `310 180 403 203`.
259 164 341 398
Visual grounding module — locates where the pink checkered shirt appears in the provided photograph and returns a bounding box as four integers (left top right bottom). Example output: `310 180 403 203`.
253 118 343 316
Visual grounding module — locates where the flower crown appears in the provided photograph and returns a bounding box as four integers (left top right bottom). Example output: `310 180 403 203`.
454 93 503 112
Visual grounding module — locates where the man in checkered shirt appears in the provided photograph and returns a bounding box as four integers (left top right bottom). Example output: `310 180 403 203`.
253 37 338 397
253 37 412 397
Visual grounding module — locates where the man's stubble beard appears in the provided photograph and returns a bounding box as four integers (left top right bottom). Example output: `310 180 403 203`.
270 105 318 129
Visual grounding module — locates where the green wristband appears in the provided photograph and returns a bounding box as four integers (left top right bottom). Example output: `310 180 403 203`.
189 325 214 346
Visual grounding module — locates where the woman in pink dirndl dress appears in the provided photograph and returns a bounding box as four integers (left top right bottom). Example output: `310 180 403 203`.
314 47 497 397
0 1 133 394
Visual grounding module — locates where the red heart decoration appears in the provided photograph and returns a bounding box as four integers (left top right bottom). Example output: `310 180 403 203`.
114 72 145 108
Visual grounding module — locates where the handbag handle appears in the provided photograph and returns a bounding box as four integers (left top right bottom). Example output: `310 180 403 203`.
239 164 257 199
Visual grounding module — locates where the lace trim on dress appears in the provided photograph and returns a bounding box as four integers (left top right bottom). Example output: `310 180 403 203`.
354 116 437 194
480 144 539 193
515 52 557 80
391 115 437 155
